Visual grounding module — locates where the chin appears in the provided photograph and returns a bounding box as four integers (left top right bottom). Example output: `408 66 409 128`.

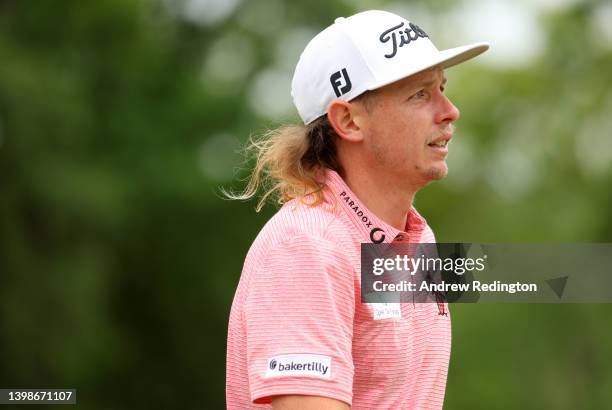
425 163 448 180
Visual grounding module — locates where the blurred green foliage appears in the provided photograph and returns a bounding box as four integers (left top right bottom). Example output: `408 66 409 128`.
0 0 611 409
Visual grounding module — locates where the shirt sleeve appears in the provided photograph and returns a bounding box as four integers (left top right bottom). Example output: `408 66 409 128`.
244 233 355 406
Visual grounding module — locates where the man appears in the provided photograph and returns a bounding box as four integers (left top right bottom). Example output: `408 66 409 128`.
226 9 488 409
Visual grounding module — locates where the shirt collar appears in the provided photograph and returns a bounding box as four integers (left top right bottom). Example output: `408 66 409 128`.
322 169 428 244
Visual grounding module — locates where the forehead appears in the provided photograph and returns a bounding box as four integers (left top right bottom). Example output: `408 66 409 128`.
379 66 445 94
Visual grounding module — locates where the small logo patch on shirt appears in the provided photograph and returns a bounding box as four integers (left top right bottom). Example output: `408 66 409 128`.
265 354 331 379
372 303 402 320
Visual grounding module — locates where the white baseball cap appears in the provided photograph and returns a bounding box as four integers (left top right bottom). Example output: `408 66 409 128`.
291 10 489 124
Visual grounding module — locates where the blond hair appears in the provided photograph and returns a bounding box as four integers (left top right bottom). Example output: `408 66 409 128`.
224 114 345 212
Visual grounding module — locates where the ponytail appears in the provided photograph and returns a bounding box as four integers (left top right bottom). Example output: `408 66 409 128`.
224 116 344 212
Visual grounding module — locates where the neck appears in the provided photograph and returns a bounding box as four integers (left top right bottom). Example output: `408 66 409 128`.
341 166 419 232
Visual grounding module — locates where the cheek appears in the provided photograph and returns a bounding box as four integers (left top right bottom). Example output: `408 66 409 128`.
370 133 415 167
364 127 395 165
364 107 425 163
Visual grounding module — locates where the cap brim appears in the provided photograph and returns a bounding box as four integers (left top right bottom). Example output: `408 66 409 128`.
367 42 490 91
438 42 490 69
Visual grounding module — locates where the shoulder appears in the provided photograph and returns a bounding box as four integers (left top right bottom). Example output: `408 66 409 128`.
244 199 351 269
240 201 355 304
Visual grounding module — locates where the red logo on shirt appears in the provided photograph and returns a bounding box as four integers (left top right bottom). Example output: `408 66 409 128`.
434 292 447 316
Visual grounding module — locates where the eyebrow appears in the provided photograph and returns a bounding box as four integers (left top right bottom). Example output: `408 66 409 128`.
416 76 447 89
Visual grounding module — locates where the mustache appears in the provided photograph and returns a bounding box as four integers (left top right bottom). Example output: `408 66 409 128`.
429 123 455 143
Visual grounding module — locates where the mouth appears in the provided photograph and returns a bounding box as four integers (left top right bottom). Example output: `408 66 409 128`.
427 135 452 154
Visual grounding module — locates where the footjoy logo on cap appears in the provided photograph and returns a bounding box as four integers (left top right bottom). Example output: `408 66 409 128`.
265 354 331 379
330 68 352 97
379 21 429 59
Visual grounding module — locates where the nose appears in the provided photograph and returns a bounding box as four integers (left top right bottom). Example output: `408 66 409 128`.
435 94 460 124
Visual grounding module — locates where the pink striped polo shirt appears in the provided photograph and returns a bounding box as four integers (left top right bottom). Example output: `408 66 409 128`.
226 169 451 409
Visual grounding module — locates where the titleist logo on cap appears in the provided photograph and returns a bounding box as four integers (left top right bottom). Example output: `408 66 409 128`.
379 21 429 59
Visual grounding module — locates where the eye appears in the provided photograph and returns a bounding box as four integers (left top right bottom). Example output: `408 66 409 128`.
410 89 426 100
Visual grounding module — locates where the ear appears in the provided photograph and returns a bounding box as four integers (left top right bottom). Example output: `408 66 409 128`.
327 99 366 143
